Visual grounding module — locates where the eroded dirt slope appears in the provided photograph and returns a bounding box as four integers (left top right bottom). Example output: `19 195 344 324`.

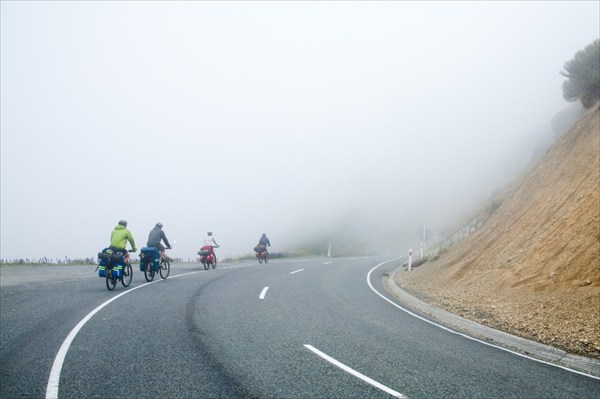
393 102 600 358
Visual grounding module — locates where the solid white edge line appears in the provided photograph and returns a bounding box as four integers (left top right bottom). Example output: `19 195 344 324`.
46 263 256 398
367 258 600 381
304 344 407 398
323 261 333 265
46 281 152 398
259 286 269 299
290 269 304 274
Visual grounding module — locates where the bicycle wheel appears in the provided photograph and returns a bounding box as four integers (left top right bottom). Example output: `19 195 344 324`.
264 253 269 263
106 266 117 291
258 257 263 264
212 255 217 269
160 258 170 279
121 263 133 287
203 260 209 270
144 258 155 282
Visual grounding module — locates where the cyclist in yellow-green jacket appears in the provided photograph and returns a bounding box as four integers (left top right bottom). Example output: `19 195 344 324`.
109 220 137 264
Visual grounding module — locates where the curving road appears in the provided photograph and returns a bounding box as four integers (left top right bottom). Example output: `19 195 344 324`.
1 257 598 398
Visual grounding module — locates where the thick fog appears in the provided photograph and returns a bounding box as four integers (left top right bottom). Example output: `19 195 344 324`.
1 1 598 261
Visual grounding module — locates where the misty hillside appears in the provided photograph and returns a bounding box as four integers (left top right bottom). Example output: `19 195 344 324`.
394 102 600 358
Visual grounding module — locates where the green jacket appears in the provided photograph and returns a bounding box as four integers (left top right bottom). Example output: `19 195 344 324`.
110 225 136 252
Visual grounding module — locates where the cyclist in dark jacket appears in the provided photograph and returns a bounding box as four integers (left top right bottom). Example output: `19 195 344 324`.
147 222 171 260
258 233 271 247
256 233 271 254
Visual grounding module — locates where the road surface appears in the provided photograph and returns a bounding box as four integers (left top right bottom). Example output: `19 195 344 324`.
1 257 598 398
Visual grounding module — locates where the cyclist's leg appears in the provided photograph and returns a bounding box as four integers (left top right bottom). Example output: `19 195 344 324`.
158 244 165 261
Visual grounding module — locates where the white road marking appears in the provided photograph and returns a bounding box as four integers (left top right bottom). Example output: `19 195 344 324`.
259 286 269 299
304 345 407 398
46 280 156 398
290 269 304 274
367 259 600 381
46 263 257 398
323 261 333 265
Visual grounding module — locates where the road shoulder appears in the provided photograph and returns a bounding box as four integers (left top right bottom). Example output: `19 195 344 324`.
383 268 600 378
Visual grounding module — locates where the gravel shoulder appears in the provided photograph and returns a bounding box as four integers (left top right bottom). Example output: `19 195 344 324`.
383 268 600 378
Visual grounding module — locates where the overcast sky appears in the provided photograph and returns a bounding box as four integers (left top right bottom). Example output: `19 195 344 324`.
1 1 598 261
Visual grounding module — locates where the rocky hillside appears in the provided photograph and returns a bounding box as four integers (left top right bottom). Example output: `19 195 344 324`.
392 102 600 359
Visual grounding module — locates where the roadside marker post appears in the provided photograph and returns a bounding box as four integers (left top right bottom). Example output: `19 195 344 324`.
408 248 412 271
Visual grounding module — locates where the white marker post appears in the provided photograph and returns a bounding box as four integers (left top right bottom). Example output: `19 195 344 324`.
408 248 412 271
327 243 332 258
420 243 423 258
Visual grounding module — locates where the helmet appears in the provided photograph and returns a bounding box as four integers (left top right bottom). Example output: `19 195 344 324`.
207 232 212 236
118 220 128 227
156 222 163 228
262 233 266 236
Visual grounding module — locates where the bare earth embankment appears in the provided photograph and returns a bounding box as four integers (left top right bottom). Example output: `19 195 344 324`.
392 103 600 359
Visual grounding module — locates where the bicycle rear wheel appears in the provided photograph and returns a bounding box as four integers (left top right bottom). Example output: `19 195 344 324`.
106 266 117 290
160 258 170 279
121 263 133 287
144 258 155 282
212 256 217 269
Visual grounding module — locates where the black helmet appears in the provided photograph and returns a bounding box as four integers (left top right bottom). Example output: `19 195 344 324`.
156 222 163 228
118 220 128 227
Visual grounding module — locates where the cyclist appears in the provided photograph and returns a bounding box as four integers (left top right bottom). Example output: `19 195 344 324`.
147 222 171 261
202 232 220 257
256 233 271 254
109 220 136 264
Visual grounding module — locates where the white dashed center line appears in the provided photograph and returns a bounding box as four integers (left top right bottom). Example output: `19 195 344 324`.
259 286 269 299
304 345 407 398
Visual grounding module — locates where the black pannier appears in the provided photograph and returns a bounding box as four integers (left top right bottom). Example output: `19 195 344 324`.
98 251 123 263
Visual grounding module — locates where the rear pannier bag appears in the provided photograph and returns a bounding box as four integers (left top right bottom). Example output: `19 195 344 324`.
98 251 110 277
140 247 160 271
111 264 123 278
97 249 124 277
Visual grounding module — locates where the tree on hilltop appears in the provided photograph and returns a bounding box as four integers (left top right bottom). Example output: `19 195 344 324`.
561 39 600 109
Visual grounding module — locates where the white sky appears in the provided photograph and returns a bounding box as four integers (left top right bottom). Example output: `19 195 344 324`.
1 1 598 260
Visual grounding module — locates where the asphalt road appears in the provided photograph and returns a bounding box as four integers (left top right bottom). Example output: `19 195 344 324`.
1 257 599 398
